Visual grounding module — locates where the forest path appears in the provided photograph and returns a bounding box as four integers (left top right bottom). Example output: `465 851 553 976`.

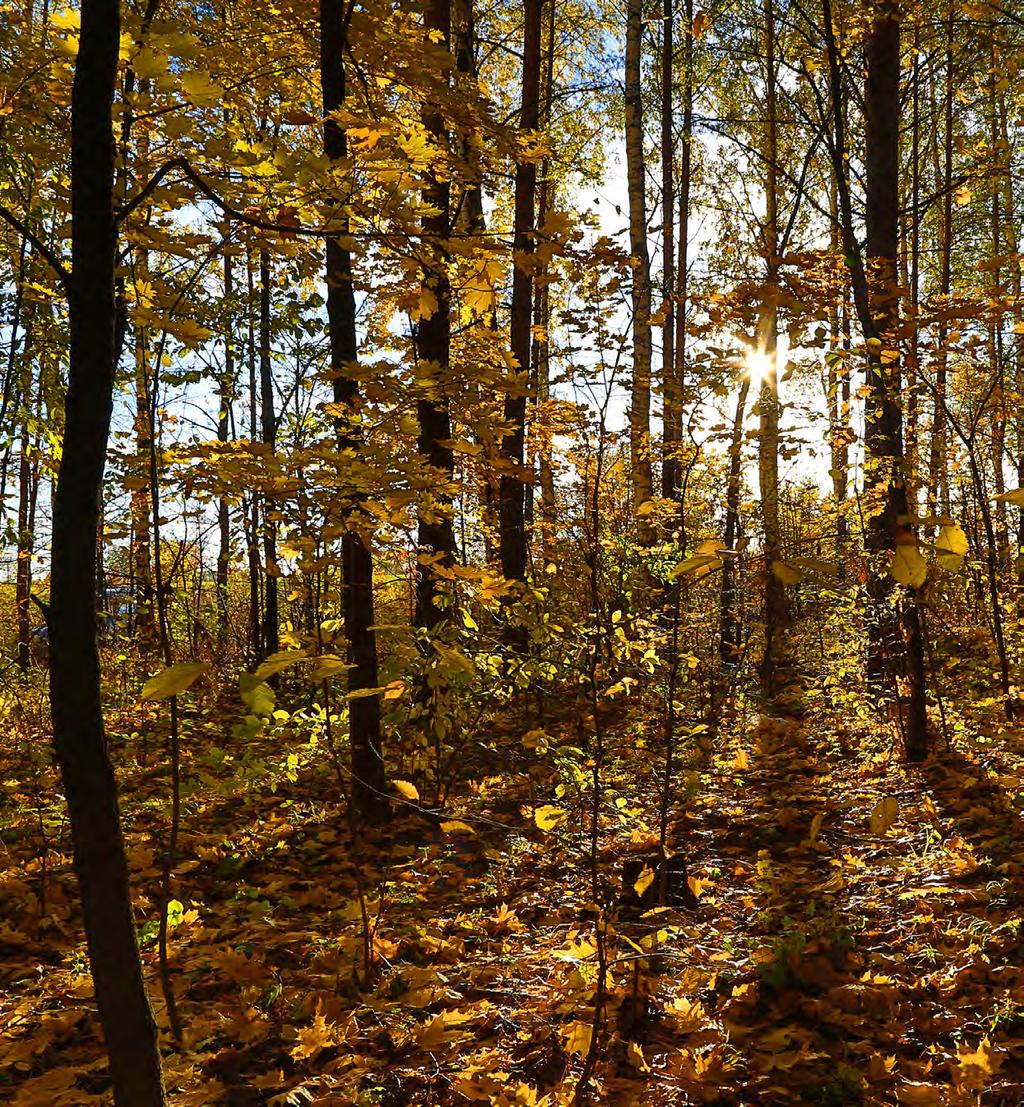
658 704 1024 1106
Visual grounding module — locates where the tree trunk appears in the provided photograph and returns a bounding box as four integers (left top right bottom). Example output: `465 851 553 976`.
499 0 542 593
758 0 787 696
414 0 457 635
258 248 279 656
625 0 654 541
321 0 389 823
533 0 558 567
131 254 157 651
16 398 36 672
217 241 233 649
720 379 750 666
927 10 954 520
49 0 166 1100
245 252 262 660
671 0 694 518
862 0 927 758
659 0 676 501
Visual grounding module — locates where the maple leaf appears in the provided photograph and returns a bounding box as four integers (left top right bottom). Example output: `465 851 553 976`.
563 1021 593 1057
956 1036 1002 1075
289 1009 340 1061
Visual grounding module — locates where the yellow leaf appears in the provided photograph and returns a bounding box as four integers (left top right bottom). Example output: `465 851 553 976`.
772 560 801 585
808 811 824 843
670 552 721 579
633 864 655 899
411 288 438 322
563 1021 593 1057
688 875 712 899
51 7 80 31
733 748 750 770
289 1008 339 1061
254 650 307 681
935 524 967 571
869 795 899 835
181 71 221 107
627 1040 650 1072
957 1036 1001 1074
534 804 567 832
897 1083 943 1106
665 995 706 1032
462 257 502 315
954 185 972 206
394 780 419 802
440 820 475 835
891 543 926 588
383 679 406 701
414 1009 473 1050
140 661 210 701
309 654 350 681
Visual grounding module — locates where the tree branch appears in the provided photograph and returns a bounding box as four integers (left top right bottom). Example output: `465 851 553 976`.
0 204 71 292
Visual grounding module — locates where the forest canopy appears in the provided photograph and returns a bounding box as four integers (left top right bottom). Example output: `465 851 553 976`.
2 0 1024 1103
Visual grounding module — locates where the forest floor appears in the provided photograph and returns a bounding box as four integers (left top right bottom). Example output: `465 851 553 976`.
3 688 1024 1106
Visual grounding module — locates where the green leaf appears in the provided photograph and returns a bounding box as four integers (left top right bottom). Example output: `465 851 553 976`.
141 661 210 701
309 654 351 681
254 650 307 681
433 641 476 676
239 673 275 716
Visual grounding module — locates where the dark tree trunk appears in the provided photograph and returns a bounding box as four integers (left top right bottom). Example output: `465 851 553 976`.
321 0 389 823
499 0 542 594
16 408 36 673
49 0 166 1101
660 0 676 501
258 248 279 656
670 0 694 517
414 0 457 635
862 0 928 758
927 10 954 519
719 380 750 666
217 240 233 650
625 0 654 541
245 253 262 660
758 0 787 696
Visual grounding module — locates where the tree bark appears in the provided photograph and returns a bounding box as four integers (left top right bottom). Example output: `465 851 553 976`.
50 0 166 1100
414 0 457 635
321 0 389 823
720 380 751 665
758 0 787 695
258 248 279 656
926 9 954 520
499 0 542 591
217 240 233 649
660 0 676 500
625 0 654 541
862 0 927 758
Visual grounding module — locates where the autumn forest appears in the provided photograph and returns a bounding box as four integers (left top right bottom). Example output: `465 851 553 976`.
2 0 1024 1103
